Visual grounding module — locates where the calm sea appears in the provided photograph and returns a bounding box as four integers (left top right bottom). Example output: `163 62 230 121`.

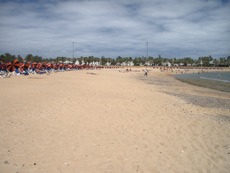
174 71 230 91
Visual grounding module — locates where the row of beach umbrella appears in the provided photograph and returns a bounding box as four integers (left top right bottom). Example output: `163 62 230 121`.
0 60 119 72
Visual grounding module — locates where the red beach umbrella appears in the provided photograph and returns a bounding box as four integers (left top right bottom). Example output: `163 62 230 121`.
32 62 37 69
6 62 15 72
6 60 20 72
21 63 25 69
13 60 20 68
42 62 47 69
24 61 30 68
37 63 41 69
1 62 6 71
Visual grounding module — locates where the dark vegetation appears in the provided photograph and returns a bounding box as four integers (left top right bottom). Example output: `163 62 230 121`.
0 53 230 67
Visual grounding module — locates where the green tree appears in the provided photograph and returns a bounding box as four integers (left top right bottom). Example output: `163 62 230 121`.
219 57 227 66
0 53 16 62
227 56 230 66
198 56 213 66
25 54 33 62
17 55 23 62
101 56 106 65
111 59 116 65
183 57 194 66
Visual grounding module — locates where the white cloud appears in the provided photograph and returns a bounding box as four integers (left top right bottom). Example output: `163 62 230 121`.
0 0 229 58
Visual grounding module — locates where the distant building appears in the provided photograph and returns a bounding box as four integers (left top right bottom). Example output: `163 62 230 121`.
75 60 80 65
120 61 134 66
90 61 101 66
116 62 121 66
121 62 127 66
144 61 151 66
64 60 72 64
94 61 100 66
162 62 171 66
127 61 134 66
105 62 111 66
200 60 203 66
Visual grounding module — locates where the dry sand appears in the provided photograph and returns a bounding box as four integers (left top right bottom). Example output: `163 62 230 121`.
0 69 230 173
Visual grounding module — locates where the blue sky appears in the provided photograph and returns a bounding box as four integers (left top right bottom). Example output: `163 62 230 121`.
0 0 229 59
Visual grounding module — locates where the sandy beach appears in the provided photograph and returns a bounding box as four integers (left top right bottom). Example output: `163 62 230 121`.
0 69 230 173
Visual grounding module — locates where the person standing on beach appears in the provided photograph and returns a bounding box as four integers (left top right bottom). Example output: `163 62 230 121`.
144 69 148 77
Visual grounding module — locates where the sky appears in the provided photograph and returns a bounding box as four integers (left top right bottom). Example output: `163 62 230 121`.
0 0 229 59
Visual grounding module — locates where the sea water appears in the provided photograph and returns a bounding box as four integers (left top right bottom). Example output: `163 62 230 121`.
175 72 230 82
174 71 230 92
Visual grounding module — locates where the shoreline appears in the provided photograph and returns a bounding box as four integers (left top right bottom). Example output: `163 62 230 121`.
175 77 230 92
143 68 230 92
173 71 230 92
134 70 230 121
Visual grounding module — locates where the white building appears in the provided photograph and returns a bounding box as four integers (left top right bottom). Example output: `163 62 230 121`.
105 62 111 66
89 61 100 66
144 61 151 66
63 60 72 64
127 61 134 66
75 60 80 65
117 61 134 66
162 62 171 66
94 61 100 66
121 62 127 66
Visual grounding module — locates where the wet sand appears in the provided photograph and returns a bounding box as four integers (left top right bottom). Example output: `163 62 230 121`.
0 69 230 173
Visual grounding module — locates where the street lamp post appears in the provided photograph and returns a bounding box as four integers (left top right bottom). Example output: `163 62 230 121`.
72 42 75 59
146 42 148 58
